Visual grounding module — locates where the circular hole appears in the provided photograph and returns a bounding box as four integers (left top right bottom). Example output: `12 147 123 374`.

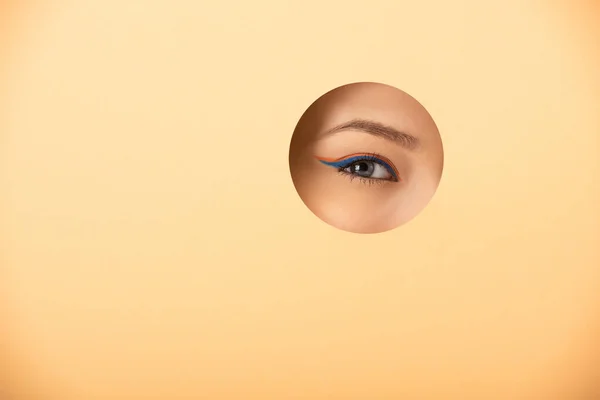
289 82 444 234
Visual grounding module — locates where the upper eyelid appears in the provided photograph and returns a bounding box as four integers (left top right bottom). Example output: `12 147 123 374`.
317 153 393 164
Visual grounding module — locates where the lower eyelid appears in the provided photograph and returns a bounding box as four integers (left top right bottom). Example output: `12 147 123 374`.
341 173 391 186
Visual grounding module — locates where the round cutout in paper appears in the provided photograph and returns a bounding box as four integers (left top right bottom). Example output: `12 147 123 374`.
289 82 444 234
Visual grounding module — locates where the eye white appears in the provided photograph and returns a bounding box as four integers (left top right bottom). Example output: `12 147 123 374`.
369 163 392 179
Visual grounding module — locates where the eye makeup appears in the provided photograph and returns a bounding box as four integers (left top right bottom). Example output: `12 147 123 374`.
315 152 400 183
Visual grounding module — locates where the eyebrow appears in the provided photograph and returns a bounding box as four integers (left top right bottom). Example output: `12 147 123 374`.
321 119 420 150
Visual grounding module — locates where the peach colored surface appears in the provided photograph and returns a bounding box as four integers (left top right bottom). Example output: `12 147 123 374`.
1 1 599 399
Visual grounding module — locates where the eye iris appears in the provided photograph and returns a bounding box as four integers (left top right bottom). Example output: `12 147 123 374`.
351 161 374 177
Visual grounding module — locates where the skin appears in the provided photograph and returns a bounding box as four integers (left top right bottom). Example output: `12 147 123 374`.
289 82 444 234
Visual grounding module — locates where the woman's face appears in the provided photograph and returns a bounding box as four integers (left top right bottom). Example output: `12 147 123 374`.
289 82 444 234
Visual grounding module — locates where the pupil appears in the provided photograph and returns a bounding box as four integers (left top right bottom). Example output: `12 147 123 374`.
355 162 369 172
352 161 374 177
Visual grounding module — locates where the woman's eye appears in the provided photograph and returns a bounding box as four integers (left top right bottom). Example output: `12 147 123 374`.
315 153 400 182
344 160 392 180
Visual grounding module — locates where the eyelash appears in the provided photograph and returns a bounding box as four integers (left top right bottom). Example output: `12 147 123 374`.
316 152 400 184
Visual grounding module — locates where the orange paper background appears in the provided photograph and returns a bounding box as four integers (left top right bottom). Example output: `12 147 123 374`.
1 1 599 399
